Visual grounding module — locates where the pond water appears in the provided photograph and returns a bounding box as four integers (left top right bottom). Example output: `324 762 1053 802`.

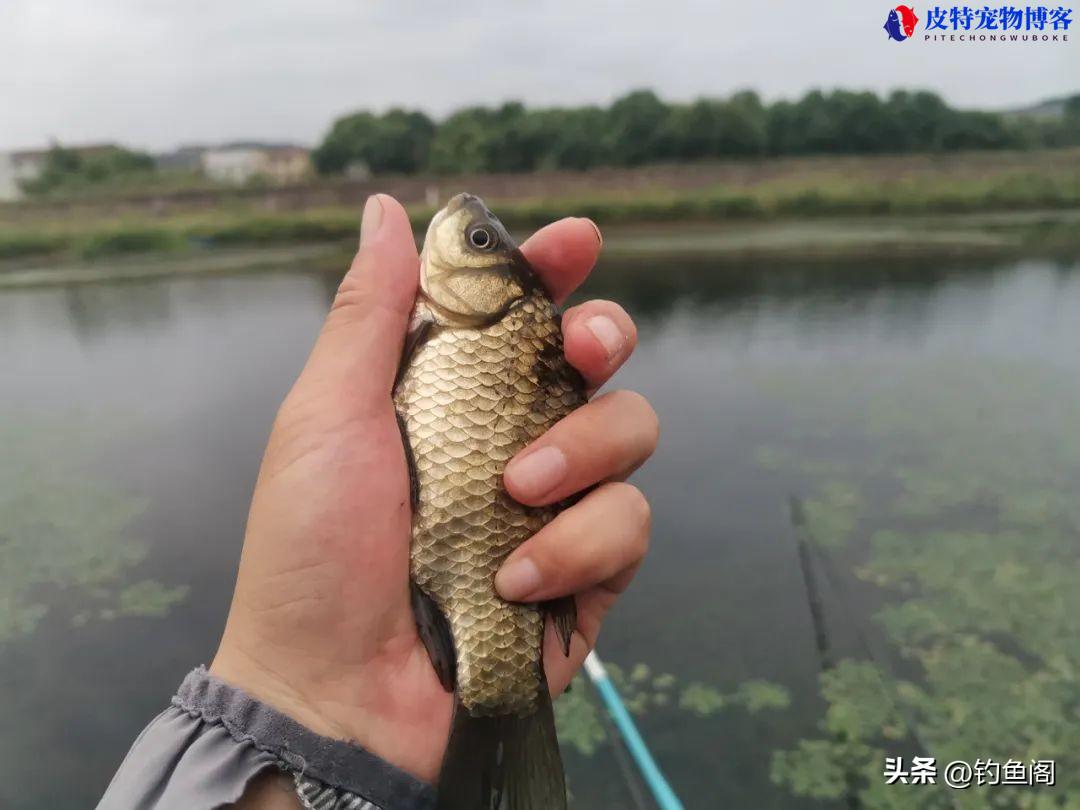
2 248 1080 809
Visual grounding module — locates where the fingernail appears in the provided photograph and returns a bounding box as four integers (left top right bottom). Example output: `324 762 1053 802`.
505 445 567 500
585 315 624 360
496 557 543 601
582 218 603 247
360 195 385 246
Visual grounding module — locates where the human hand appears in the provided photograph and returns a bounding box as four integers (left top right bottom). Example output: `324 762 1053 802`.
210 194 658 784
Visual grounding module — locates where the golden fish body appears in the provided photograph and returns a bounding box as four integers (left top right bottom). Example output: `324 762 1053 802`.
394 193 582 809
397 288 582 714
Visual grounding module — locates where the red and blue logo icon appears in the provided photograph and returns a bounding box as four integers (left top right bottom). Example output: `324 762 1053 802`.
884 5 920 39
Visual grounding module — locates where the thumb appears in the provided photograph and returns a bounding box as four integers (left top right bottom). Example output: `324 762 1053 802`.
297 194 419 414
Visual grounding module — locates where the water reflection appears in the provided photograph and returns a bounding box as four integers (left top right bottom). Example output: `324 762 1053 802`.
0 251 1078 808
61 282 177 342
580 255 1018 319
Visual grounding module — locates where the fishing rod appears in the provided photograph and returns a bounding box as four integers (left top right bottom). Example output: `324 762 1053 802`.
788 495 960 810
583 651 686 810
588 680 653 810
788 495 861 810
808 541 961 810
789 496 835 672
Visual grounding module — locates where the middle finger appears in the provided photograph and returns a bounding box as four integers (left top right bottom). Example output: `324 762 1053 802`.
561 299 638 393
495 482 652 603
504 390 660 506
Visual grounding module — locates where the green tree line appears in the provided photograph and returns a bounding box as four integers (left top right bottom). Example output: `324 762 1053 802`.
313 88 1080 176
21 145 157 196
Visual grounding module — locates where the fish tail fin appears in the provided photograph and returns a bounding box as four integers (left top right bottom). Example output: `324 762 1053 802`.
437 688 567 810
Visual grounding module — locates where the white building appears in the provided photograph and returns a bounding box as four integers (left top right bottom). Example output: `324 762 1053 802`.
0 145 121 201
0 150 50 201
201 148 265 184
200 145 312 185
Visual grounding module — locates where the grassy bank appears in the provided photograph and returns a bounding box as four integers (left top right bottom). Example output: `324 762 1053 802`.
1 210 1078 289
2 160 1079 263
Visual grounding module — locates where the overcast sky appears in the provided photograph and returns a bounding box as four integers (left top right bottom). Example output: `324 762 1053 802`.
1 0 1076 152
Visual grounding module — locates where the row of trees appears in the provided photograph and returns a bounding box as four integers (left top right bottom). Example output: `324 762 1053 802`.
21 145 156 196
313 89 1080 176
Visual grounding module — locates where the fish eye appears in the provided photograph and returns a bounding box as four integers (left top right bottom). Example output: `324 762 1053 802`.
467 225 497 251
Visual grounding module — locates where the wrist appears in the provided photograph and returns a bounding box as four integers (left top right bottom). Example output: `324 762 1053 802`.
210 639 355 744
171 666 436 808
210 636 448 784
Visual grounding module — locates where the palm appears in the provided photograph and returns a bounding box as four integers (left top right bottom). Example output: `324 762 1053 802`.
213 196 649 789
236 387 593 780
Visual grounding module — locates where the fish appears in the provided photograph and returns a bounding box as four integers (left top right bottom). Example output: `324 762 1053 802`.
884 8 907 40
393 192 586 809
897 4 919 36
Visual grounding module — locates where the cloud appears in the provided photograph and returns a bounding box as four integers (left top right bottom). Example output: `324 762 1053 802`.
1 0 1075 151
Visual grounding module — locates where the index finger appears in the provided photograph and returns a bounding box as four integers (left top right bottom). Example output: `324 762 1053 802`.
519 217 603 305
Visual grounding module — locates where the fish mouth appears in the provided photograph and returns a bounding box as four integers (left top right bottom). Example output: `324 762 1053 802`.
425 192 482 243
443 192 495 224
444 192 480 214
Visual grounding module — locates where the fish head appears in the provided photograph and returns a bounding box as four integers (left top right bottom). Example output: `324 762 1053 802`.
419 192 533 326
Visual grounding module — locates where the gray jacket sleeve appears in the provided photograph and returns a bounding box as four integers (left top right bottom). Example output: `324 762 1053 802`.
98 667 435 810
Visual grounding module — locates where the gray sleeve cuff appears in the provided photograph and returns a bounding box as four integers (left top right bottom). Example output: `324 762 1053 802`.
97 667 436 810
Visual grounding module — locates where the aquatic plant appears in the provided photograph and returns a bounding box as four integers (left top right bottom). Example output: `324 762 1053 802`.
754 360 1080 807
554 660 789 756
0 418 187 644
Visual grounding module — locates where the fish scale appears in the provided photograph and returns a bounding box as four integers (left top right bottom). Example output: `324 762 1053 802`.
396 193 583 809
396 290 584 717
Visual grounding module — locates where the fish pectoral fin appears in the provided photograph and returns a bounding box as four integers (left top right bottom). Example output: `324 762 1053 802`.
543 595 577 657
394 305 436 391
396 409 420 512
410 582 456 692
